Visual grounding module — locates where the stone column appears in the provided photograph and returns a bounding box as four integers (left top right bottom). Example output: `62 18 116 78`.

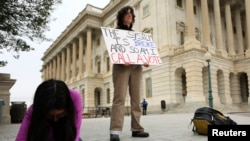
185 0 195 38
43 65 47 80
0 73 16 124
42 66 45 80
184 0 200 50
61 49 66 81
47 62 50 79
44 64 47 80
201 0 212 48
245 0 250 56
86 28 92 75
66 45 71 82
231 75 241 104
56 54 61 79
213 0 224 52
225 1 235 55
185 61 205 103
222 71 233 104
53 58 57 79
51 60 53 79
210 65 220 105
44 62 49 80
49 61 52 79
46 63 49 79
235 7 244 54
248 71 250 102
41 66 44 80
78 35 84 79
72 41 77 81
47 63 50 79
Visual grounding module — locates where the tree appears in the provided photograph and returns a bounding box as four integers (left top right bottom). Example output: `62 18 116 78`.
0 0 62 67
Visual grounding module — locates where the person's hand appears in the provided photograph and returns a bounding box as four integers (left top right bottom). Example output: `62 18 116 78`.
123 62 130 66
143 63 149 67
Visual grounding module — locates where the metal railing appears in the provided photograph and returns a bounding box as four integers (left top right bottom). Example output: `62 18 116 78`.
83 107 111 118
83 106 131 118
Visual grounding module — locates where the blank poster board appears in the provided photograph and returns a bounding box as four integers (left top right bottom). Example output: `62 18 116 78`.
101 27 162 65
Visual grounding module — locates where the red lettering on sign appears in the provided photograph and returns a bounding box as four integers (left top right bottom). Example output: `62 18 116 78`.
111 53 135 64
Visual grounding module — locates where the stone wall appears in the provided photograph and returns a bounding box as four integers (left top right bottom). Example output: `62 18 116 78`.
0 73 16 124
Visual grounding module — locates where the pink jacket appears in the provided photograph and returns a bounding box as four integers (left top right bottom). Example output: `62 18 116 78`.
15 89 83 141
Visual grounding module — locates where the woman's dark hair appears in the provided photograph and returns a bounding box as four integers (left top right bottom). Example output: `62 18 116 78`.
27 79 76 141
116 6 135 29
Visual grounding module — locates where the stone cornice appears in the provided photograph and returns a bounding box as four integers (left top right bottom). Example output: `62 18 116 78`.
101 0 127 20
42 0 143 61
101 0 141 20
43 4 105 60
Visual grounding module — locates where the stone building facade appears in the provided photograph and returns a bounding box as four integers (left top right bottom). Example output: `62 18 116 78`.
41 0 250 114
0 73 16 124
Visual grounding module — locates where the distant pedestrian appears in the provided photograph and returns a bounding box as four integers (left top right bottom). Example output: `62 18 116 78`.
141 99 148 115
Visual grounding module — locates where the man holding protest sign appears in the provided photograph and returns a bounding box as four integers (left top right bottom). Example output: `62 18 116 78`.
108 6 150 141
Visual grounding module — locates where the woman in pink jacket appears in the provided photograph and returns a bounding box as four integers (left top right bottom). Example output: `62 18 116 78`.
15 79 83 141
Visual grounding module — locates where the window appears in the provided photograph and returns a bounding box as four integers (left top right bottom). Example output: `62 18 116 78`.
96 90 101 105
95 55 101 73
106 57 110 72
143 27 152 34
195 28 200 41
180 31 184 45
106 88 110 104
81 89 85 107
142 28 153 40
97 61 101 73
97 38 100 46
176 22 186 45
182 74 187 97
176 0 183 8
143 5 150 17
104 51 110 73
146 78 152 98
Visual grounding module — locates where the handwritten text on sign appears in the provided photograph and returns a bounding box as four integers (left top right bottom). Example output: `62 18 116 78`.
101 27 162 65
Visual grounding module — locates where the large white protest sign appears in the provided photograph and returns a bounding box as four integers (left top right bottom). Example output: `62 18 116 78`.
101 27 162 65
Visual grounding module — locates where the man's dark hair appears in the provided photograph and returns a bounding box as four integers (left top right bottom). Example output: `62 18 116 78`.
116 6 135 29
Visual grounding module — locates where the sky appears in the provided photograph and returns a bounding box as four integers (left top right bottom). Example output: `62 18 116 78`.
1 0 109 107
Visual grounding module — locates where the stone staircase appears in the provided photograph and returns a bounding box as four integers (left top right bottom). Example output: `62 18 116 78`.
166 102 250 114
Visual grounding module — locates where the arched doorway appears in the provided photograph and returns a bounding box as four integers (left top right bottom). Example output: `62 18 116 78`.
175 68 187 103
239 72 249 103
94 88 102 107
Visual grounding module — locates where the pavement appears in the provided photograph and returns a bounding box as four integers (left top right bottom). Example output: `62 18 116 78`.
0 112 250 141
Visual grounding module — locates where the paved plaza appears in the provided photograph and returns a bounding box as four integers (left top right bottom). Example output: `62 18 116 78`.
1 112 250 141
